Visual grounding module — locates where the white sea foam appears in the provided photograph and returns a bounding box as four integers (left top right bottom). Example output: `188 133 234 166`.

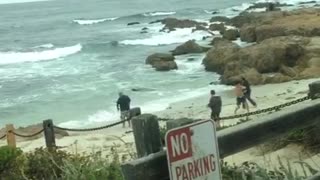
33 43 54 49
73 17 118 25
120 28 211 46
143 11 176 16
0 44 82 65
0 0 50 4
174 55 206 75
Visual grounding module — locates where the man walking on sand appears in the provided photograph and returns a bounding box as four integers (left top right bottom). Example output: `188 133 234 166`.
208 90 222 128
234 81 249 114
117 92 131 128
242 77 257 107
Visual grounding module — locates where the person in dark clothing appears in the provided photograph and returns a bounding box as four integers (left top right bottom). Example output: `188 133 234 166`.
241 77 257 107
117 92 131 128
208 90 222 127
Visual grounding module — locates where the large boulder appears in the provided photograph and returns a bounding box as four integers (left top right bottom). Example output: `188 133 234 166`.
210 16 231 23
255 25 286 42
209 23 226 33
146 53 178 71
240 25 256 42
221 66 265 85
202 41 240 73
161 18 207 31
280 65 299 77
171 40 206 55
203 36 312 85
265 73 292 83
237 36 306 73
223 29 240 40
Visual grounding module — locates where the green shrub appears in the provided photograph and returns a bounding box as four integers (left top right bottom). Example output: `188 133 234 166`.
0 146 23 179
61 150 123 180
22 148 72 180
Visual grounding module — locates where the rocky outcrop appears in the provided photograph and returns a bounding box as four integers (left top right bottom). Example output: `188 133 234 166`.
202 40 240 73
240 25 256 42
209 23 225 33
171 40 207 56
223 29 240 40
238 8 320 42
246 2 292 11
202 36 320 84
210 16 231 23
161 18 207 31
146 53 178 71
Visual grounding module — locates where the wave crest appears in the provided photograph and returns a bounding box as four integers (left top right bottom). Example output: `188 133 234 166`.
143 11 176 17
0 44 82 65
73 17 119 25
120 28 210 46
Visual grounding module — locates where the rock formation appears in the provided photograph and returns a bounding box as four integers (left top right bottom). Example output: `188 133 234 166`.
146 53 178 71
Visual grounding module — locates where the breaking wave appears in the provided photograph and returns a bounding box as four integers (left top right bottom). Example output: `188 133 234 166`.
0 44 82 65
73 17 119 25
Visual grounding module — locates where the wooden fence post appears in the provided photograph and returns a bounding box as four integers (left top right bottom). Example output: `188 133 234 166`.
43 119 56 151
129 107 141 118
309 81 320 100
6 124 16 148
131 114 162 158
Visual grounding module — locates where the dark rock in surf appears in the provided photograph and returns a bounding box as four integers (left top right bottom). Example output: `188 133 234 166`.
127 22 140 26
149 19 162 24
172 40 207 55
161 18 207 31
209 16 231 23
146 53 178 71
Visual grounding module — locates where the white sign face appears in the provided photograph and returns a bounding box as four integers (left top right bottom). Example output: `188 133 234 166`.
165 120 222 180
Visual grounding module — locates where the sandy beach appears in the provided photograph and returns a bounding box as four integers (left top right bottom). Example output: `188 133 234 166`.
1 78 319 173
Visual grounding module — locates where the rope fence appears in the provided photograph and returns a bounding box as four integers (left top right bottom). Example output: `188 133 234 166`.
10 129 45 138
158 95 310 121
0 134 6 140
53 119 128 132
0 91 314 150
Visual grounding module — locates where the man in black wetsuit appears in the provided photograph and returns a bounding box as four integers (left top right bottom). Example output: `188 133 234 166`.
208 90 222 128
117 92 131 128
241 77 257 107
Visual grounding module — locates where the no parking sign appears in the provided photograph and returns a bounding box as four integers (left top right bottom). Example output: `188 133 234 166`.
165 120 222 180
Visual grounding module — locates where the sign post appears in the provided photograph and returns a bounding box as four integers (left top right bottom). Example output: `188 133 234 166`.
165 120 222 180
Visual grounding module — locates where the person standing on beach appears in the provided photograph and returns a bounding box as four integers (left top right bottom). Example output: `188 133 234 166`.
116 92 131 128
234 81 249 114
241 77 257 107
208 90 222 128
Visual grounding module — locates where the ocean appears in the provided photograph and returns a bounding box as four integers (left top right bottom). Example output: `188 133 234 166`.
0 0 315 128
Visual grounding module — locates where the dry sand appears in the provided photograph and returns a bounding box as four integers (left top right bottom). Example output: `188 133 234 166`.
0 78 319 173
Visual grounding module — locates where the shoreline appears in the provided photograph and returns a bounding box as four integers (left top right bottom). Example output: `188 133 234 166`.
1 78 318 147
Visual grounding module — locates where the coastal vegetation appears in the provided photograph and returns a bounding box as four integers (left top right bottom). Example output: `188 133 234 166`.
0 145 318 180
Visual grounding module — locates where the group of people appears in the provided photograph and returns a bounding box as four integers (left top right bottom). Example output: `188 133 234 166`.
117 77 257 128
208 77 257 127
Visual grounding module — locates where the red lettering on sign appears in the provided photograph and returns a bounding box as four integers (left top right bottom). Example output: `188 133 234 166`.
188 162 194 179
210 154 216 171
203 156 210 175
182 165 188 180
174 154 217 180
167 127 192 162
